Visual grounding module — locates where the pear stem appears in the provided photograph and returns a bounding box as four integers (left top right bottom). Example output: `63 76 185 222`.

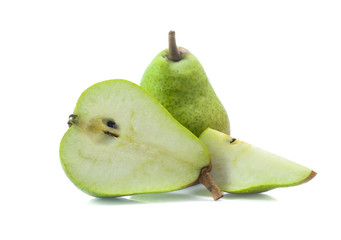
198 167 223 200
168 30 181 61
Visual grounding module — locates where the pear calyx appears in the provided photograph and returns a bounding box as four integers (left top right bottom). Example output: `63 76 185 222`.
67 114 78 127
168 30 181 62
299 170 317 184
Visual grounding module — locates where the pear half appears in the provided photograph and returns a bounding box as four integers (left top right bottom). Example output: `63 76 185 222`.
60 80 222 199
199 128 316 193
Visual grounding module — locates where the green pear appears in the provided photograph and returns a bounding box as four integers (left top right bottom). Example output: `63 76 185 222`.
199 128 316 193
140 31 230 137
60 79 222 200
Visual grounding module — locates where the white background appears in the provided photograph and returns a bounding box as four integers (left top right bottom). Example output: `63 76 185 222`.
1 0 340 239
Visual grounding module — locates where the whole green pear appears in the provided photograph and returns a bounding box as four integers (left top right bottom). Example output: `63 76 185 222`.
140 31 230 137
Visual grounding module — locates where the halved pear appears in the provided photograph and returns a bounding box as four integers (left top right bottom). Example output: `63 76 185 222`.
199 128 316 193
60 80 222 199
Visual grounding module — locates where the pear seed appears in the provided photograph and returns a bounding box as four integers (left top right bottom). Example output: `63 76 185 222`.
103 131 119 138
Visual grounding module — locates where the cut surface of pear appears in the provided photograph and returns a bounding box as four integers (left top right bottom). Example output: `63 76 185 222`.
199 128 316 193
140 31 230 137
60 79 222 199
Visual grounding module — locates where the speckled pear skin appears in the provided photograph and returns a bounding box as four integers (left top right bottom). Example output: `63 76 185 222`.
140 47 230 137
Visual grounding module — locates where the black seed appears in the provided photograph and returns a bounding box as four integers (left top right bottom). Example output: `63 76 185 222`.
103 131 119 138
230 138 236 143
107 120 117 128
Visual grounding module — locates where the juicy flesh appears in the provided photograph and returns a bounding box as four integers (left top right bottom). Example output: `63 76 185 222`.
200 129 314 193
60 80 209 197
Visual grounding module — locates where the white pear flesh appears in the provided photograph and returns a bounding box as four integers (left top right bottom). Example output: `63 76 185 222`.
199 128 316 193
60 80 210 197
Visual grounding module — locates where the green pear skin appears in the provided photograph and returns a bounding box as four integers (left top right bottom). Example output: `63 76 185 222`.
140 31 230 137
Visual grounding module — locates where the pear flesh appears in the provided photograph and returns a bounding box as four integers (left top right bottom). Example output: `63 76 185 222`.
199 128 316 193
140 31 230 137
60 80 217 198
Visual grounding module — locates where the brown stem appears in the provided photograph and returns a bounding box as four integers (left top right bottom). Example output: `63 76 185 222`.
198 167 223 200
168 30 181 61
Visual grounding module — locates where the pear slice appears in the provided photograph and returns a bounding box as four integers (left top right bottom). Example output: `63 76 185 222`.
199 128 316 193
60 80 222 200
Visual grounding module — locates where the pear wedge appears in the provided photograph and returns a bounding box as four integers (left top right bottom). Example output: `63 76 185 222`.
199 128 316 193
60 80 222 200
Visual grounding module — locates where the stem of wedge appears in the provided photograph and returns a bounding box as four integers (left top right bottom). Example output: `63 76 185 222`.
198 166 223 200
